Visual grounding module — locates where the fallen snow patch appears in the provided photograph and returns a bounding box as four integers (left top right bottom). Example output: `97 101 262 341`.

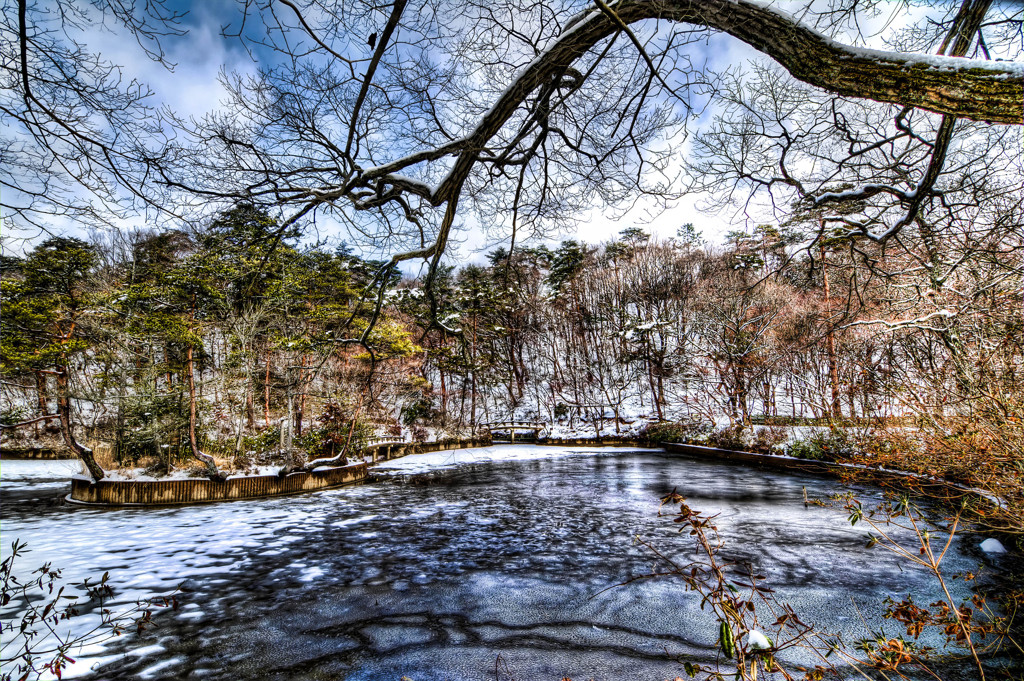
747 630 772 650
980 538 1007 554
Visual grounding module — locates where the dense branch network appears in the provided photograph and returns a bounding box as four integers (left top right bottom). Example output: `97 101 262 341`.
166 1 1021 289
4 0 1022 326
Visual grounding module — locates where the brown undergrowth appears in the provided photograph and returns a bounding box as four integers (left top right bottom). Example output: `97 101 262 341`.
625 491 1022 681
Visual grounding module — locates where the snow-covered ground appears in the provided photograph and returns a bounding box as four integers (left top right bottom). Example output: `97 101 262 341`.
0 458 84 490
374 444 639 475
98 465 285 481
57 462 366 482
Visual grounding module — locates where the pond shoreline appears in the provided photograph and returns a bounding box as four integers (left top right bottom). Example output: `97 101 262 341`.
0 446 70 460
66 437 494 506
45 434 999 511
663 441 1007 515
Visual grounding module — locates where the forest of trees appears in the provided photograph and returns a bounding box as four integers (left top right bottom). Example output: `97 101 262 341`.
2 2 1023 679
0 0 1019 527
3 205 1020 526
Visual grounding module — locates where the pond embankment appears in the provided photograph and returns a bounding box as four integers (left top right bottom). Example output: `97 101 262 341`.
66 437 493 506
52 432 996 509
1 446 68 460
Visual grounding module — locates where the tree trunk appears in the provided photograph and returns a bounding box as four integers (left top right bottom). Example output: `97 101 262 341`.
295 393 363 473
439 367 448 426
470 314 477 434
54 368 104 481
34 370 49 415
295 355 306 438
264 355 272 427
646 350 664 421
821 242 842 421
246 391 255 430
164 343 174 388
186 344 223 480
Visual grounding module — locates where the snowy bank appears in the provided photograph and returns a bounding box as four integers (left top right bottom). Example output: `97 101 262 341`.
373 444 640 476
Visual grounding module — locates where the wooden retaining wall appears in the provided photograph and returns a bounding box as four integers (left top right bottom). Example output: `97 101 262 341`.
663 442 837 473
70 463 369 506
68 437 494 506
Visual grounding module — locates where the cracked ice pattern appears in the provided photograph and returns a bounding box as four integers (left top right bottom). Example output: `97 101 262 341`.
1 449 982 680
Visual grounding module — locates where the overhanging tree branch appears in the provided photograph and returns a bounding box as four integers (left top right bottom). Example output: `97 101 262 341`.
341 0 1021 228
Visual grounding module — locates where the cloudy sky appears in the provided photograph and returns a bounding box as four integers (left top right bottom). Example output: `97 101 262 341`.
5 0 951 266
56 0 762 263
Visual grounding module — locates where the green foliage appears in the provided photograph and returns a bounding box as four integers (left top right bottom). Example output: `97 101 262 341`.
486 246 510 266
618 226 650 246
295 402 373 459
0 237 98 374
402 396 436 426
357 319 424 360
1 406 28 428
786 428 859 461
642 419 713 444
113 393 193 466
676 222 704 246
21 237 97 301
546 240 588 294
128 230 194 283
242 426 282 455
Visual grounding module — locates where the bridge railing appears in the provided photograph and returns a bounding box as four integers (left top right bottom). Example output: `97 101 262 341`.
362 436 406 449
482 421 546 431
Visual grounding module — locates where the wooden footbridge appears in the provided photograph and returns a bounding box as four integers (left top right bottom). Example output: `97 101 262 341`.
359 422 548 460
361 436 408 461
482 421 546 441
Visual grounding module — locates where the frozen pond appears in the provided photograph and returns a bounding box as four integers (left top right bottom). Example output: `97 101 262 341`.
1 447 987 680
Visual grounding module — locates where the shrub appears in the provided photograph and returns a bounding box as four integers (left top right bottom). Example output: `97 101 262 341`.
1 406 27 428
752 425 788 453
642 419 712 444
786 428 859 461
296 402 373 459
241 426 281 456
706 426 749 451
1 540 177 680
401 397 436 426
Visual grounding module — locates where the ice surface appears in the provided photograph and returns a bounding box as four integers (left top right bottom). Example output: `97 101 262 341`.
0 458 83 489
138 657 185 679
2 446 987 681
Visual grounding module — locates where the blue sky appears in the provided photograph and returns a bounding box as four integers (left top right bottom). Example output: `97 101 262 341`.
69 0 750 265
7 0 974 267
